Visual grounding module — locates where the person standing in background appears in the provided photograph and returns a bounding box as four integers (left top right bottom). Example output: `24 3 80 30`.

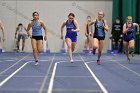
84 16 93 53
111 17 123 53
15 23 27 52
0 20 5 42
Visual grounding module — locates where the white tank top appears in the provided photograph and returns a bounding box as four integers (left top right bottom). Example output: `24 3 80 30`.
18 26 25 34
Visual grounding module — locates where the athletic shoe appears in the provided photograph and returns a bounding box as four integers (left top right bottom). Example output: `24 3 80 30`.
17 49 20 52
127 58 130 64
113 54 117 56
111 51 114 54
34 61 39 66
130 51 134 57
89 50 92 54
22 49 25 53
97 60 100 65
70 59 74 63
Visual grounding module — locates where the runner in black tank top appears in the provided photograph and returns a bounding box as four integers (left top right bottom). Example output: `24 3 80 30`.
84 16 93 52
89 11 109 65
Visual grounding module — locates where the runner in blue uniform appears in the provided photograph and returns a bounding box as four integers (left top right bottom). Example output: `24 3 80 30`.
61 13 80 63
89 11 109 65
123 16 139 63
26 12 48 65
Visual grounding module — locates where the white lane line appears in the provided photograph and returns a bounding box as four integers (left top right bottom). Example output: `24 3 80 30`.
86 61 97 64
3 58 17 60
0 75 92 78
86 60 121 64
0 88 100 92
0 61 33 87
114 61 140 77
47 62 58 93
86 58 140 77
40 60 49 62
53 89 101 92
39 58 82 93
0 89 46 91
106 56 140 77
79 54 109 93
0 61 3 63
0 75 46 78
47 60 70 93
54 76 92 78
5 60 15 62
55 60 82 63
0 54 29 76
38 54 55 93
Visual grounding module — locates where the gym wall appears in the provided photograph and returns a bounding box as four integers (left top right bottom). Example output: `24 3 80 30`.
0 0 112 52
